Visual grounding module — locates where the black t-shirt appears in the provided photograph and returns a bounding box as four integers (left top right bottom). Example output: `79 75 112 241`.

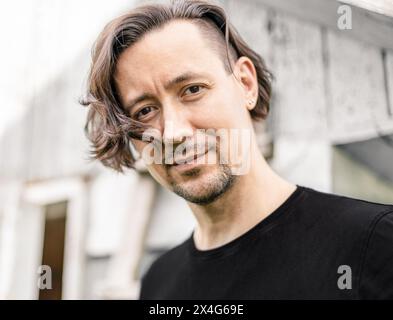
139 185 393 299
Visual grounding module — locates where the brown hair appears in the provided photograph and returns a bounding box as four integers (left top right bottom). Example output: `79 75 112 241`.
80 0 272 172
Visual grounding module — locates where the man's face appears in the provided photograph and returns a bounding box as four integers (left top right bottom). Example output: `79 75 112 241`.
115 20 256 204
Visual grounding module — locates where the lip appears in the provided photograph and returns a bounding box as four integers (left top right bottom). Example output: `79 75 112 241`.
168 150 209 172
174 152 205 164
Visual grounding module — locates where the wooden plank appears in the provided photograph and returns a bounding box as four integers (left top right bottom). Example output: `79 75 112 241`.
264 11 328 138
0 0 130 181
256 0 393 51
146 186 194 249
385 50 393 118
271 137 332 192
225 0 271 63
341 0 393 18
264 11 331 191
327 31 393 143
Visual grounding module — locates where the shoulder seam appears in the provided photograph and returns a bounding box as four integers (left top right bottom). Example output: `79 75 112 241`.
304 187 393 208
357 209 393 299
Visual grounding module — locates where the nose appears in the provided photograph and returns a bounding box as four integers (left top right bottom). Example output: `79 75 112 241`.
162 103 194 145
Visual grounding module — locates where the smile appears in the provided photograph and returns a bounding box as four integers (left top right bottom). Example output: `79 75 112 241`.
167 148 212 173
173 151 207 165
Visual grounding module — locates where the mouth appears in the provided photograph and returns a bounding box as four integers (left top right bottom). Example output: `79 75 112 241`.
173 151 206 165
166 147 213 173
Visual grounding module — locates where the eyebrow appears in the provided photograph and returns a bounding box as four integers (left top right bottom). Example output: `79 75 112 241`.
124 71 208 111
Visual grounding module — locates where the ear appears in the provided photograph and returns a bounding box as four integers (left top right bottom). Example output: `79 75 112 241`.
233 56 258 111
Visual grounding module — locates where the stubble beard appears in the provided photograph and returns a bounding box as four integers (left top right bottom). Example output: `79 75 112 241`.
169 163 237 205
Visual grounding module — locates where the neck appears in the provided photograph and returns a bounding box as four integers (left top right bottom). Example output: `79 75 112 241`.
188 148 297 251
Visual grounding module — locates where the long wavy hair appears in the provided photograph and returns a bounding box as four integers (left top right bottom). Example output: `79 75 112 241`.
80 0 272 172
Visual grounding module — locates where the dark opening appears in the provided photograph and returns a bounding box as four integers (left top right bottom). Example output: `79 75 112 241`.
39 201 67 300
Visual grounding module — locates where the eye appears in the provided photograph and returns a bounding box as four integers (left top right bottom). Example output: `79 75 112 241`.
183 85 204 96
134 106 155 121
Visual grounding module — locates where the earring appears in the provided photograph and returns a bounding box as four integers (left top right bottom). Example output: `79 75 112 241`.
248 99 254 106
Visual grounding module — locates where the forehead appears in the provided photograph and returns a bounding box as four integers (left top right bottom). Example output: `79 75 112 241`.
114 20 225 90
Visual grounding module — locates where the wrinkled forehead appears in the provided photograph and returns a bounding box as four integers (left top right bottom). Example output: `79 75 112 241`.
114 20 226 91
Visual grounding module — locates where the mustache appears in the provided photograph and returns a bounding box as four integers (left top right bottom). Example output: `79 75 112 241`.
162 139 218 164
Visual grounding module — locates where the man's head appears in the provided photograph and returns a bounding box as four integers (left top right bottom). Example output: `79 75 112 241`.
81 0 272 204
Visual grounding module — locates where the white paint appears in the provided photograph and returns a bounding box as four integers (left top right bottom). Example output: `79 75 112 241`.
385 51 393 118
96 173 157 299
327 31 393 144
147 186 195 249
86 170 139 256
270 137 332 192
22 177 89 300
0 0 133 137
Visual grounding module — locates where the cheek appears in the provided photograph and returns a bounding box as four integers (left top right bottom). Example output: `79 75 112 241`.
147 164 171 188
201 88 248 129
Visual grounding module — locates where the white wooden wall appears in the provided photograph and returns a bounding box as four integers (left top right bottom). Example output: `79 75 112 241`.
0 0 134 181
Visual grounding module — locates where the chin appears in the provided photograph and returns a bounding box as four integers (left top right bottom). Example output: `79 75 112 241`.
170 165 236 205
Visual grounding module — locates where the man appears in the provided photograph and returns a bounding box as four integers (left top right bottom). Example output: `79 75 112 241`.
81 0 393 299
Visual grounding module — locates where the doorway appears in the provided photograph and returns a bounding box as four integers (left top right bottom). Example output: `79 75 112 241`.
38 201 67 300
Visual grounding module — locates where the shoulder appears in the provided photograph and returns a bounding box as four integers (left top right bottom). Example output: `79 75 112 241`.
358 210 393 299
299 186 393 230
300 187 393 298
146 238 190 276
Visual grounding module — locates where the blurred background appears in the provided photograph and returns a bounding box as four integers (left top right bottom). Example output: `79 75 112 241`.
0 0 392 299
